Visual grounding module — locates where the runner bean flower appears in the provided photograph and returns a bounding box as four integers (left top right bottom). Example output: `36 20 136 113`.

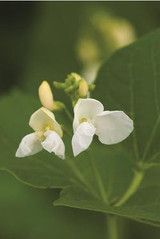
16 107 65 159
72 98 133 156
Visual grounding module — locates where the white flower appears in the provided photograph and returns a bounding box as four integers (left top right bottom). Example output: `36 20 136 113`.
16 107 65 159
72 98 133 156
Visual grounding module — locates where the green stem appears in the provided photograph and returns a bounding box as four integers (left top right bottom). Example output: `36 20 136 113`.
143 162 160 170
107 215 118 239
62 126 72 137
115 170 144 207
88 152 109 204
63 107 73 121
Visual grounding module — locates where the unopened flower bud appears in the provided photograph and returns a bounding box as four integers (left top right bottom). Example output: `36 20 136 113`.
70 73 81 82
39 81 56 111
89 84 96 91
78 79 89 98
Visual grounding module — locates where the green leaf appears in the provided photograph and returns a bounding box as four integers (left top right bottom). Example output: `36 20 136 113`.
94 28 160 163
2 28 160 227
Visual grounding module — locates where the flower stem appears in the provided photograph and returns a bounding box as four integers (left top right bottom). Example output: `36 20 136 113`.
114 170 144 207
63 107 73 121
62 126 72 137
106 215 118 239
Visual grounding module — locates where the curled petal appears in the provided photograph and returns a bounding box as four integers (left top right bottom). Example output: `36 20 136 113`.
15 132 43 157
29 107 63 137
41 130 65 159
94 111 133 145
73 98 104 131
72 122 96 157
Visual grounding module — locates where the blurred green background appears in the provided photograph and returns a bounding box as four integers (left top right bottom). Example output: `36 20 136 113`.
1 2 160 238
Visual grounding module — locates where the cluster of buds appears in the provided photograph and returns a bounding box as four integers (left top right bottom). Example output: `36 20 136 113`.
53 73 95 106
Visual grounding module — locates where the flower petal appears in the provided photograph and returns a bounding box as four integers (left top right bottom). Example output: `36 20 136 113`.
73 98 104 131
41 130 65 159
94 111 133 144
29 107 63 137
15 132 43 157
72 122 96 157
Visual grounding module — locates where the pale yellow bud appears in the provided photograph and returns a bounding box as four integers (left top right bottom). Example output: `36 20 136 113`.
38 81 56 111
78 79 89 98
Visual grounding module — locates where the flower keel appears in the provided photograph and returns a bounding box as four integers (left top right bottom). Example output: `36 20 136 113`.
72 122 96 157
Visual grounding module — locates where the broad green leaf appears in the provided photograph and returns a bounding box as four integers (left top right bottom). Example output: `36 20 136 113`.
94 28 160 163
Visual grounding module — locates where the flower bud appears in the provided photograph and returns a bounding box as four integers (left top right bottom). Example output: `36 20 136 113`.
38 81 56 111
78 79 89 98
70 73 81 82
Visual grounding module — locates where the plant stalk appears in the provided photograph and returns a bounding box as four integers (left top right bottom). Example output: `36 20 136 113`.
114 170 144 207
107 215 118 239
63 107 73 121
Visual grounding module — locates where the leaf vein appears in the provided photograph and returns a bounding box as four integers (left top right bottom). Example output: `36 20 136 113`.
129 51 140 160
151 39 160 115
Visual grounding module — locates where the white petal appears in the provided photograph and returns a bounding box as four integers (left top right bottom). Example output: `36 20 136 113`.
94 111 133 144
73 98 104 131
29 107 63 137
15 132 43 157
41 130 65 159
72 122 96 157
